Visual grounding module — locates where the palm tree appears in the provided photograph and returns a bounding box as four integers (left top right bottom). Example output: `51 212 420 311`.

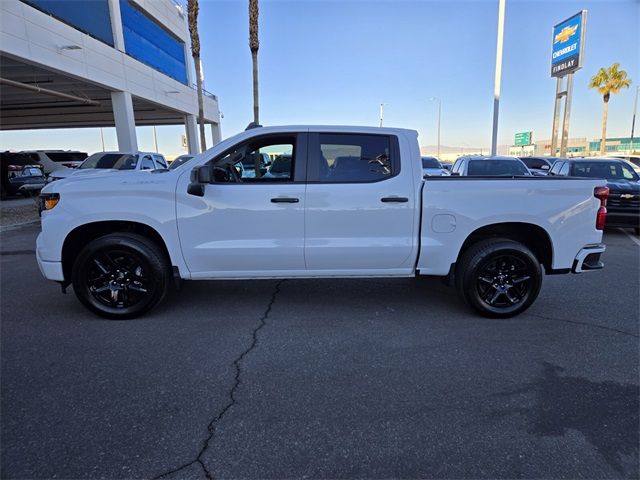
589 63 632 155
249 0 260 124
187 0 207 152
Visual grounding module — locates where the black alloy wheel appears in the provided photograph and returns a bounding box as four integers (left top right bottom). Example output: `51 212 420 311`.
456 238 542 318
71 234 169 319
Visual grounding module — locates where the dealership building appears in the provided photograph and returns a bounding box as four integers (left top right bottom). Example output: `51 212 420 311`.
508 136 640 157
0 0 220 153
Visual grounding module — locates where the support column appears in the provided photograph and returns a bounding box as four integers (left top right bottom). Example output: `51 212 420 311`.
185 115 199 154
107 0 126 52
111 91 138 151
210 123 221 146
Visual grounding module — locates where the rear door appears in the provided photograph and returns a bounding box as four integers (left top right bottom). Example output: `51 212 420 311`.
304 132 417 273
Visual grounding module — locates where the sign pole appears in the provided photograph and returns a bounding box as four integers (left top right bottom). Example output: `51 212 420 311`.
560 73 574 157
550 77 563 156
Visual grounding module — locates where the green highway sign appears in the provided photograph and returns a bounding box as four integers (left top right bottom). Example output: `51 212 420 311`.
515 131 532 146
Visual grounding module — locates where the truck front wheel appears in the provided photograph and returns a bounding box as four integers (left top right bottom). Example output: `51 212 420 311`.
455 238 542 318
71 233 170 319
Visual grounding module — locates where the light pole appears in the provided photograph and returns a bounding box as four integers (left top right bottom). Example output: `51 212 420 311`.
491 0 506 156
379 103 387 127
631 86 639 147
429 97 442 159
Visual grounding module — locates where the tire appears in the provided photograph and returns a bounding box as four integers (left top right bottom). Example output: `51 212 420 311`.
455 238 542 318
71 233 170 319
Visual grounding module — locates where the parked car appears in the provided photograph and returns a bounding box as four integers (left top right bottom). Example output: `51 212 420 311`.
518 156 556 176
549 157 639 234
607 154 640 173
169 155 194 170
6 165 46 196
37 125 607 320
49 151 169 180
421 156 449 176
451 156 531 176
20 150 87 174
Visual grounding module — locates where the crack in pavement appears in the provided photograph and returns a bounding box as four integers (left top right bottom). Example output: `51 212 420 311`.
153 280 285 480
0 249 36 256
528 312 639 338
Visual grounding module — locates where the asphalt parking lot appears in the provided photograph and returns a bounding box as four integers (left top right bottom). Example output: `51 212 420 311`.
1 223 638 479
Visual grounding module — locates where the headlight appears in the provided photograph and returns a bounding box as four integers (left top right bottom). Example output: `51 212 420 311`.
39 193 60 214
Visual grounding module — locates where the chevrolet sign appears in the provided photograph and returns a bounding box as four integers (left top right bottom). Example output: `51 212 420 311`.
551 11 587 78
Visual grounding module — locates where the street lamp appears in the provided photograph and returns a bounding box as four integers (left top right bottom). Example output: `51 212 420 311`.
379 103 388 127
429 97 442 159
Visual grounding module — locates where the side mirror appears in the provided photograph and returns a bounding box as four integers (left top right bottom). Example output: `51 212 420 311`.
188 165 211 197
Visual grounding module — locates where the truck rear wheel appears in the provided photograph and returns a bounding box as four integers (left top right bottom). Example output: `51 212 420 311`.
71 233 170 319
455 238 542 318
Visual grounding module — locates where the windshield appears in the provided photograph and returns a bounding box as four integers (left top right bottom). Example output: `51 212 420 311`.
467 160 529 176
572 161 639 181
80 153 138 170
422 157 441 168
169 156 193 169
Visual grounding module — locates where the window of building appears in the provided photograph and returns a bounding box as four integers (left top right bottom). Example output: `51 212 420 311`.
309 134 394 183
120 0 188 84
22 0 114 46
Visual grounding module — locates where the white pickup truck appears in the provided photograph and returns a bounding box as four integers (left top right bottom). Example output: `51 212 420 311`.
36 126 608 319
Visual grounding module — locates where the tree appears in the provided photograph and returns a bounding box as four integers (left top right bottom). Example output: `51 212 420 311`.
188 0 207 153
249 0 260 124
589 63 632 155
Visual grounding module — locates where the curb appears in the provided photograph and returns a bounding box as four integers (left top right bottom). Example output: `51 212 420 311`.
0 219 40 231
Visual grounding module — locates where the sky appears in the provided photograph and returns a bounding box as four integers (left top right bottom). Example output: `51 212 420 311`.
2 0 638 155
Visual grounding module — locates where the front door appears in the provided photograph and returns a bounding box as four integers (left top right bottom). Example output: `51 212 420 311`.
176 133 307 278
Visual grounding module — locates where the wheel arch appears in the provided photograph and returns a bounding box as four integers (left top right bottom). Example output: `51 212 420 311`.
457 222 554 273
61 221 173 284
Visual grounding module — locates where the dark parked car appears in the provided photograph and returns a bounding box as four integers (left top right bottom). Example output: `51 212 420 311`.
421 156 449 176
549 158 639 234
519 156 556 176
6 166 46 196
450 156 531 177
169 154 194 169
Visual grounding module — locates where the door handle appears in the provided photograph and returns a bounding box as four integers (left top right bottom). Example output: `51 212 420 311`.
271 197 299 203
381 196 409 203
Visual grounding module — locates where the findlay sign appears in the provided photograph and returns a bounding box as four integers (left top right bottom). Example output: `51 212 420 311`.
551 11 587 77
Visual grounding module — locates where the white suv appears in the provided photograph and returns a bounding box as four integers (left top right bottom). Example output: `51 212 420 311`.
49 152 169 180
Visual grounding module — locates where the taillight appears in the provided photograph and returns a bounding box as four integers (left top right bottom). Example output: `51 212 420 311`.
594 186 609 230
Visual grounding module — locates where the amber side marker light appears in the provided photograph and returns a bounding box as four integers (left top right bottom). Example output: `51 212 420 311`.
39 193 60 213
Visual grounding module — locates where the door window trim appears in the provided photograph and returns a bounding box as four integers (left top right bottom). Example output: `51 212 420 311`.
306 132 401 184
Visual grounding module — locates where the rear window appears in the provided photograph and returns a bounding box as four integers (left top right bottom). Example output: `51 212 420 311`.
572 162 638 181
46 152 88 162
80 153 138 170
467 160 529 176
421 157 441 168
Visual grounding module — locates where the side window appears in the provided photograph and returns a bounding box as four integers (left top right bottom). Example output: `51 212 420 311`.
212 136 296 182
559 162 571 176
550 161 563 175
451 159 462 174
153 155 168 168
308 133 393 183
141 156 155 170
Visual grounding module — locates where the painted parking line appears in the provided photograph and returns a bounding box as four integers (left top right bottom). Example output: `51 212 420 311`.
619 228 640 247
